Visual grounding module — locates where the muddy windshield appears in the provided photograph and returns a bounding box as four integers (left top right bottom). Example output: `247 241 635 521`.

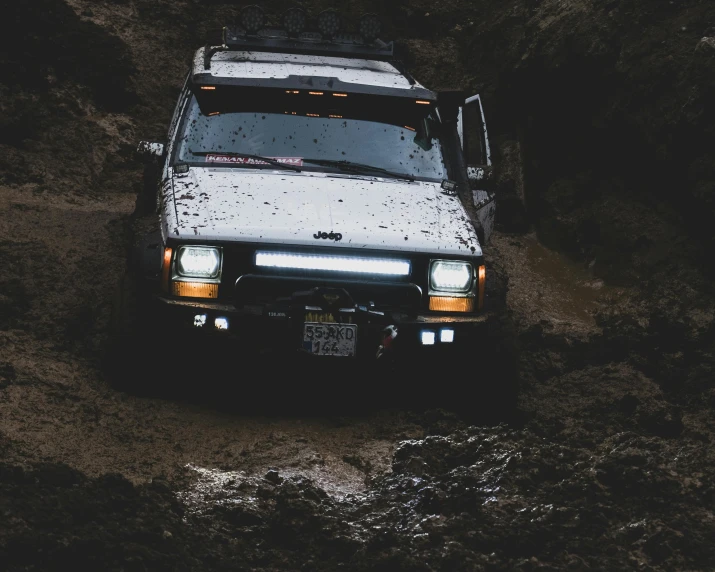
174 92 447 182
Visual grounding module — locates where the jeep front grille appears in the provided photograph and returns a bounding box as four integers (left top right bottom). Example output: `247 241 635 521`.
235 274 422 310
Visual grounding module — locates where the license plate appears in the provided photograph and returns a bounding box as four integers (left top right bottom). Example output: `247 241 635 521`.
302 322 357 357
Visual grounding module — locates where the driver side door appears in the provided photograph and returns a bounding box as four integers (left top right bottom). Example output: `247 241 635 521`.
458 95 495 244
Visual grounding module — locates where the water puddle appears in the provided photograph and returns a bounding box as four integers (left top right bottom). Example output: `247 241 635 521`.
492 232 621 329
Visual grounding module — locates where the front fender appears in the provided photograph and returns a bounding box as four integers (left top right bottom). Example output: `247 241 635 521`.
132 229 163 281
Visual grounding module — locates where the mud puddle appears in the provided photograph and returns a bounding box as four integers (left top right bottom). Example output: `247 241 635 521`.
490 231 626 332
0 355 417 492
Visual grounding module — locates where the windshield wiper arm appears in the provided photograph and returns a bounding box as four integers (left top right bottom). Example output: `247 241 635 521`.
302 159 415 182
190 150 302 172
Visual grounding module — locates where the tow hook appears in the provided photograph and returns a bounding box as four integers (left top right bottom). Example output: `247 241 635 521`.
376 325 398 359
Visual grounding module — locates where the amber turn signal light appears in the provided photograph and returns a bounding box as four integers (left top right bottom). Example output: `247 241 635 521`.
161 247 172 292
429 296 475 312
172 282 219 299
478 265 486 310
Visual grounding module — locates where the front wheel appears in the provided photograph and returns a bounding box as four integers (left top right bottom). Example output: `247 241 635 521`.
394 318 520 424
104 272 163 396
455 314 520 424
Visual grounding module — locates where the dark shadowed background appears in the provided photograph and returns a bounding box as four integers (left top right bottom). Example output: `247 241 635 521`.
0 1 714 570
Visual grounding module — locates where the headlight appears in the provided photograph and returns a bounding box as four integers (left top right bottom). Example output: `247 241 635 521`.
429 260 473 293
175 246 222 280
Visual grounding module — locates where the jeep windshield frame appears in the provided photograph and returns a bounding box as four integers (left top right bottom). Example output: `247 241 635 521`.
171 85 449 183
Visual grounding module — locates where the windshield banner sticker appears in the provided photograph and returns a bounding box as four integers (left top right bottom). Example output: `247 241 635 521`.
205 155 303 166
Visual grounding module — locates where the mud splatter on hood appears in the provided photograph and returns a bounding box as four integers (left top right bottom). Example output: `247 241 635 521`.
168 168 482 256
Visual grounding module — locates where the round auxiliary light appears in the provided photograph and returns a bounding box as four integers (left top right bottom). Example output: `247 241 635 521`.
317 9 341 39
283 7 307 37
240 5 266 35
359 13 382 43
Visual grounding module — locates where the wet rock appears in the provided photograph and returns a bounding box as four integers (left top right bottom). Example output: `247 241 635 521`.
220 505 264 527
264 469 283 485
4 417 715 571
0 462 201 571
696 36 715 52
419 408 463 436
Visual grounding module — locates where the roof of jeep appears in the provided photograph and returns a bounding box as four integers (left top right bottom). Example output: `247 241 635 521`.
193 47 430 94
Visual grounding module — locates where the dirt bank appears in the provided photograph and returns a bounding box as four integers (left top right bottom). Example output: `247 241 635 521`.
1 0 714 570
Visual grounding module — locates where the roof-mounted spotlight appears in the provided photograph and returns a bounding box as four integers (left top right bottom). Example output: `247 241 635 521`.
283 7 307 37
359 13 382 44
317 9 341 40
240 5 266 35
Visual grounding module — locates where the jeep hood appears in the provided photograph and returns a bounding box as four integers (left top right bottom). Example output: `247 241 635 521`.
165 168 482 256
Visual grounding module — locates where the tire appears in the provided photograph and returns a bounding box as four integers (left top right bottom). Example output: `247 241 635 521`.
446 312 519 424
105 272 161 395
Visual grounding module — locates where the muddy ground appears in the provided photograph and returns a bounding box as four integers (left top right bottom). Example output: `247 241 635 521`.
1 0 715 570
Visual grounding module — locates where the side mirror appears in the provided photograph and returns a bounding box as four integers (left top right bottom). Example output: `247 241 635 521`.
137 141 165 162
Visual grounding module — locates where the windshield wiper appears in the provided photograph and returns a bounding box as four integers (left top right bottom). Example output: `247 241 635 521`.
302 159 415 182
190 150 302 172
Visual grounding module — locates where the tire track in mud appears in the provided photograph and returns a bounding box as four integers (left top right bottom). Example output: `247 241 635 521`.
0 347 414 493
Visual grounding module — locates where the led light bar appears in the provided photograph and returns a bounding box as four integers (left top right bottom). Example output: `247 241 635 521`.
255 252 410 276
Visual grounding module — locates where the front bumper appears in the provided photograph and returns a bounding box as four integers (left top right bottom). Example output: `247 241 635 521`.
153 293 490 360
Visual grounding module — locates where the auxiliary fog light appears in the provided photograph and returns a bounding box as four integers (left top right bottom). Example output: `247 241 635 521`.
359 13 382 43
215 317 229 331
240 5 266 35
193 314 207 328
440 329 455 343
283 7 307 36
317 9 341 39
421 331 436 346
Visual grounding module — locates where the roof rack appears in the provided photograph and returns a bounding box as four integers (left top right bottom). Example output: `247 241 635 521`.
221 26 396 61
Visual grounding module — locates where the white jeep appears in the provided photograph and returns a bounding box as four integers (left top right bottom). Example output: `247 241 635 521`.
113 8 498 383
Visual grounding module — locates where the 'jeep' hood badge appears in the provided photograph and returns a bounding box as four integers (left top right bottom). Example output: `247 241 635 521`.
313 230 343 241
